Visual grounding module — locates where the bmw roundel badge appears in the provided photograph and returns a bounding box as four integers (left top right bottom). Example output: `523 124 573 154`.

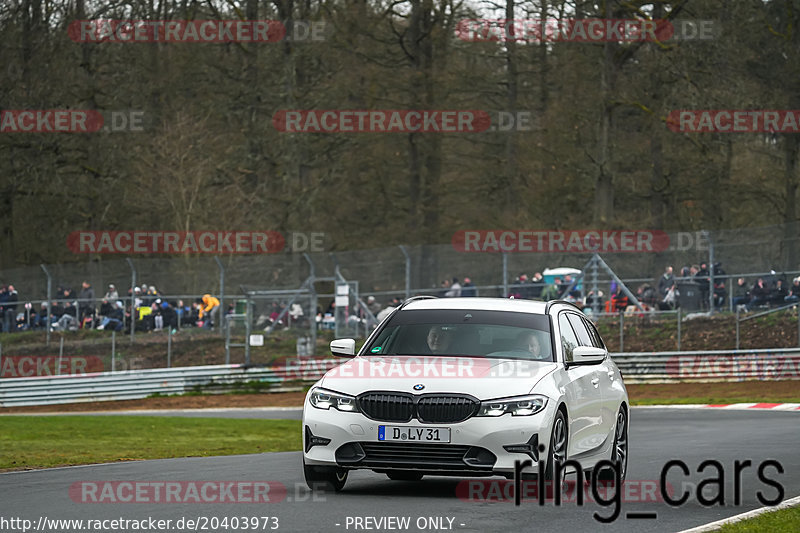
413 384 425 391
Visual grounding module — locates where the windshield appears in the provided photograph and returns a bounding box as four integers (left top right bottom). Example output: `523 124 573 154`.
363 309 553 362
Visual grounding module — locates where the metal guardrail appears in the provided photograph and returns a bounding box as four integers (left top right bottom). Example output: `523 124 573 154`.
1 350 798 407
0 361 339 407
612 348 800 384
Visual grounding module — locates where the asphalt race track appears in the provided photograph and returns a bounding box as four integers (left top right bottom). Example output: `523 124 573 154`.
1 408 798 533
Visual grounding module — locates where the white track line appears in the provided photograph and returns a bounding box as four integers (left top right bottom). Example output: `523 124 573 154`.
0 406 303 416
677 494 800 533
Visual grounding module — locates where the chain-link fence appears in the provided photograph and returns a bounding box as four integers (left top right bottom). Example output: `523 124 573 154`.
1 224 800 375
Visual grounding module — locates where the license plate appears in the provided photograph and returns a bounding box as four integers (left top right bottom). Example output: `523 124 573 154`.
378 426 451 443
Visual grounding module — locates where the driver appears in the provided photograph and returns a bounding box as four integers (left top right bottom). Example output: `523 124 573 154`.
516 331 544 359
426 325 455 354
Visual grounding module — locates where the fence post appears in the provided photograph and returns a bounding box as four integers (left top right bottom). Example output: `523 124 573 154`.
126 258 137 345
677 308 682 351
735 306 740 350
797 304 799 348
215 256 225 339
619 312 624 353
707 231 715 315
167 328 172 368
40 264 52 347
502 253 509 297
398 245 411 300
245 299 252 365
304 254 317 356
225 316 231 365
0 343 3 379
58 335 64 375
111 330 116 373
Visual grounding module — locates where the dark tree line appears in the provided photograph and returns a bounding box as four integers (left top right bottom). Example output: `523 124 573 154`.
0 0 798 270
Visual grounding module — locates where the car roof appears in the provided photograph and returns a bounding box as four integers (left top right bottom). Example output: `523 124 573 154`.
401 297 550 314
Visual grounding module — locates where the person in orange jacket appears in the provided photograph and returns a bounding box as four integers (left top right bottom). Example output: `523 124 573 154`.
199 294 220 329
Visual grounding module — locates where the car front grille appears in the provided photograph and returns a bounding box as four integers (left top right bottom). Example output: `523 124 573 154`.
356 392 479 423
336 442 495 471
358 392 414 422
417 396 479 423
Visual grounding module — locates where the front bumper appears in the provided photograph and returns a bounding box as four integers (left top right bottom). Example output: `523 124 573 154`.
302 399 556 475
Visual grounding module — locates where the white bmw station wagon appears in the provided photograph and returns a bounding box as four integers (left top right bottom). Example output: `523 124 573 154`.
302 296 629 491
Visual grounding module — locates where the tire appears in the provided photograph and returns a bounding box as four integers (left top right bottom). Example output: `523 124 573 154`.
545 409 568 483
597 407 628 484
303 458 348 492
386 471 424 481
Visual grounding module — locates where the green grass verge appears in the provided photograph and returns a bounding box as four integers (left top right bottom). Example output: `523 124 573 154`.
0 416 301 470
715 505 800 532
631 397 800 406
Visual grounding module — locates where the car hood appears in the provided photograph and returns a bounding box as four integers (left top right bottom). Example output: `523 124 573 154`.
318 355 558 400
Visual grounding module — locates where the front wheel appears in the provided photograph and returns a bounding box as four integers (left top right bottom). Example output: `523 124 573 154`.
597 407 628 484
303 459 348 492
545 409 568 483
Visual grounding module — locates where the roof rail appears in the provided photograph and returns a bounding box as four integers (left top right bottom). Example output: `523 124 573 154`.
399 295 437 310
545 299 584 314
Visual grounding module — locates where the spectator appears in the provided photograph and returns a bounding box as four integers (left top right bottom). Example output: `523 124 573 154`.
713 280 727 309
659 281 679 310
78 281 95 320
657 266 675 297
376 303 396 322
152 299 165 331
540 278 560 301
438 279 451 297
53 302 78 331
199 294 220 329
147 285 160 304
785 277 800 304
38 303 51 329
104 284 119 304
510 274 526 299
529 272 544 299
747 278 770 310
770 280 788 306
584 289 604 311
366 296 381 316
2 285 18 333
612 286 629 313
694 262 710 308
97 301 125 331
445 277 462 297
732 278 750 308
289 303 304 324
558 276 571 297
461 277 477 297
636 283 657 308
97 298 114 322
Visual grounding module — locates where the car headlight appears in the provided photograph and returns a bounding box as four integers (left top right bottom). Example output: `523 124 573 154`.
477 395 548 417
308 387 360 413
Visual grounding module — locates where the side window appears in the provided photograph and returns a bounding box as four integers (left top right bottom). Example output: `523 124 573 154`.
558 314 579 362
566 313 593 347
582 317 606 349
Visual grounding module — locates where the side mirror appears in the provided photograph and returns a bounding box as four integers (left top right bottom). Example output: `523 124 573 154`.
330 338 356 357
572 346 606 364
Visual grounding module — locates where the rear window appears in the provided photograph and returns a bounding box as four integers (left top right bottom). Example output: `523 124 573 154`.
363 309 554 362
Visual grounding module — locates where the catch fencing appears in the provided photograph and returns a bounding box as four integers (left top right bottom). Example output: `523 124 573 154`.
1 350 798 407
